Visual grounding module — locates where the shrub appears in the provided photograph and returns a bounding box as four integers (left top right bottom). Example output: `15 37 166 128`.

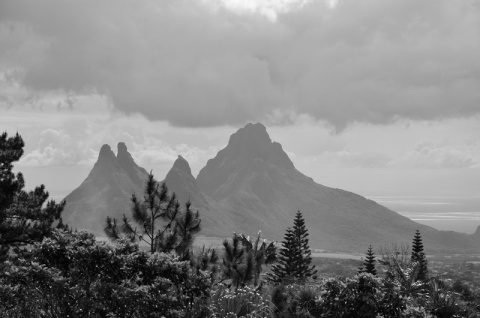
318 273 408 318
0 229 211 318
209 285 271 318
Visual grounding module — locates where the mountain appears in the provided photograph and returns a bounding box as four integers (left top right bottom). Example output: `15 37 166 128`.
61 143 149 234
62 124 480 253
194 123 480 253
164 155 233 237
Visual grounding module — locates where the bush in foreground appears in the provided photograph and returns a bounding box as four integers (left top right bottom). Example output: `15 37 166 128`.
0 230 210 318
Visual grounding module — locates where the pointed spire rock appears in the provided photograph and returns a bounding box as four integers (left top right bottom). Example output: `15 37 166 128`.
89 144 120 179
165 155 207 207
172 155 192 175
98 144 116 163
116 142 148 184
116 142 135 166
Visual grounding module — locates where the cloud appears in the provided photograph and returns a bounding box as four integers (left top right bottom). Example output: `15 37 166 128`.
1 0 480 129
307 150 391 168
14 110 226 174
19 128 97 166
390 141 480 169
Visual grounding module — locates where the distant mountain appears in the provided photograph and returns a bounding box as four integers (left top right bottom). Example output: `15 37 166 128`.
62 124 480 253
61 142 148 234
164 155 233 237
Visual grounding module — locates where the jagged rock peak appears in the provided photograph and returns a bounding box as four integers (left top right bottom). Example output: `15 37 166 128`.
172 155 192 175
117 142 128 155
228 123 271 149
98 144 116 162
117 142 135 163
224 122 294 169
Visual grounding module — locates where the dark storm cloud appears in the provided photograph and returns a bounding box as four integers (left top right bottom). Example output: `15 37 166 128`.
1 0 480 128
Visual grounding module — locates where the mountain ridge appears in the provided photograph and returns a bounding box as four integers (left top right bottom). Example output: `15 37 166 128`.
61 123 480 253
61 142 149 234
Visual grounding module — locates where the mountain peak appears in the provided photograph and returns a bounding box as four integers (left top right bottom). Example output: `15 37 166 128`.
115 141 149 184
98 144 116 162
172 155 192 175
117 141 128 154
228 122 271 150
196 123 295 199
117 142 133 163
165 155 207 206
223 122 294 169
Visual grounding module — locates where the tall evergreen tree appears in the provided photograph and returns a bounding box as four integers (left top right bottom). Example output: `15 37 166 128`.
266 227 299 284
411 230 428 281
267 211 317 283
104 172 201 254
361 245 377 276
0 132 65 258
292 210 317 280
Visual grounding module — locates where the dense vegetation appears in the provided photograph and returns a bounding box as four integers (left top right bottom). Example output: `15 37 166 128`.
1 132 480 317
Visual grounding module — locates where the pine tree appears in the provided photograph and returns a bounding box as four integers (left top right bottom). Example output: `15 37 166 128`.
267 211 317 283
266 227 300 284
0 132 65 258
292 210 317 280
104 172 201 254
411 230 428 281
362 245 377 276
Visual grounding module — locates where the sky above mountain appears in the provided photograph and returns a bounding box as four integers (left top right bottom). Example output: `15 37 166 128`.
1 0 480 199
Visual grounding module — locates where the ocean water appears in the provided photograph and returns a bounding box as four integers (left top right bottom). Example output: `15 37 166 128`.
367 196 480 234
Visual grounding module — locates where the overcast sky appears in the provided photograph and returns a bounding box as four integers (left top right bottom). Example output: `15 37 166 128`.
1 0 480 200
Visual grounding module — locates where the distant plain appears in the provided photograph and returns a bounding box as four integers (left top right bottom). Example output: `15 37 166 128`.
368 195 480 234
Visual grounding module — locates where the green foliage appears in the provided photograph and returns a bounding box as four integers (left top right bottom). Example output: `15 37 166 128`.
0 132 65 259
359 245 377 276
267 211 316 284
292 211 317 280
0 230 211 318
222 232 277 289
104 172 201 255
380 252 429 302
183 245 220 284
411 230 428 281
267 227 299 284
209 285 271 318
268 282 322 318
320 273 407 318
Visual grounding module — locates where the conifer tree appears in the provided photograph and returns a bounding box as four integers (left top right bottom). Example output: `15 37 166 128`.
362 245 377 276
0 132 65 258
292 210 317 280
266 227 299 284
411 230 428 281
267 211 317 283
104 172 201 254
